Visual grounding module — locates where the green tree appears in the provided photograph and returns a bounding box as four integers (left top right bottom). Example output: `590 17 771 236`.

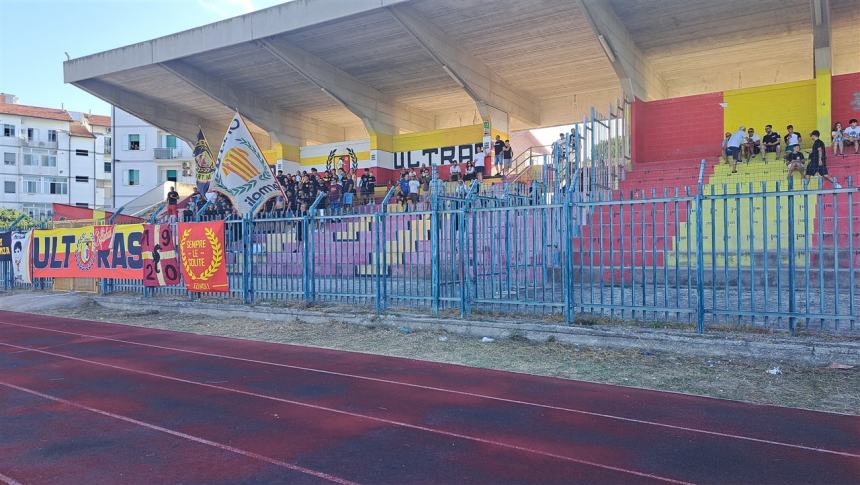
0 208 36 230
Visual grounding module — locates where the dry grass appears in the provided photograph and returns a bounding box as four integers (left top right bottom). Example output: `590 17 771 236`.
40 302 860 415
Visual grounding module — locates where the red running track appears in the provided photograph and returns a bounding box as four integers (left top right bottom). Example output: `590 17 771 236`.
0 311 858 484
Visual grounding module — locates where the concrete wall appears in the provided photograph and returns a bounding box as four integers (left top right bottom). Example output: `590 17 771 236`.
832 72 860 127
632 93 723 163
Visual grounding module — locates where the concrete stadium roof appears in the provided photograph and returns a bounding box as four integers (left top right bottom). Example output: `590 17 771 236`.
64 0 844 147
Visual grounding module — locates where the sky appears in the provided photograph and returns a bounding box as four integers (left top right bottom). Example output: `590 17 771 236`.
0 0 287 115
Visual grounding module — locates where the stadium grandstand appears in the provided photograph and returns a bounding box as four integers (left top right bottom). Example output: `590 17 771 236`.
33 0 860 334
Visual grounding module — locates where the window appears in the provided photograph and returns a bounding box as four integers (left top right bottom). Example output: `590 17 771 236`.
166 169 177 182
4 181 15 194
41 154 56 167
75 149 89 157
165 135 177 149
48 130 57 142
75 176 89 183
104 137 112 154
128 134 141 151
4 152 15 165
2 125 14 137
127 169 140 186
26 128 35 141
75 202 89 208
104 161 112 173
47 178 67 195
24 154 34 166
23 177 40 194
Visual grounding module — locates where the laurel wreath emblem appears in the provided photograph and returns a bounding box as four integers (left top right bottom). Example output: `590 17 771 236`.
180 227 223 281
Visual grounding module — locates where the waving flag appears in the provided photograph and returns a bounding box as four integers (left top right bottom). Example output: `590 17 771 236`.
212 113 284 215
193 129 215 194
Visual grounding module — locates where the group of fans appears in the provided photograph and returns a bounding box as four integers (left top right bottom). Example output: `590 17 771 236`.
721 119 859 188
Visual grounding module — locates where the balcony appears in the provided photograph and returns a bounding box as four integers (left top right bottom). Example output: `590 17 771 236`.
153 147 177 159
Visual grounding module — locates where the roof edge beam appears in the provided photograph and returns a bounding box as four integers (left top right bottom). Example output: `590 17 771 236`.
73 78 223 145
388 4 540 127
159 60 345 145
576 0 666 101
257 39 435 135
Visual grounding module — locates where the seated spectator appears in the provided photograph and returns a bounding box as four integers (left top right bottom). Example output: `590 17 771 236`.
844 118 860 154
721 132 731 163
742 127 761 163
464 161 476 181
761 125 781 162
449 163 462 181
726 126 746 173
806 130 841 188
784 125 801 159
786 144 805 179
832 122 845 157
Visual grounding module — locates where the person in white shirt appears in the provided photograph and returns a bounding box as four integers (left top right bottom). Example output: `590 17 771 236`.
844 118 860 154
449 162 462 182
742 127 761 163
473 146 486 182
783 125 802 160
407 173 420 210
553 133 567 163
832 121 845 157
726 126 746 173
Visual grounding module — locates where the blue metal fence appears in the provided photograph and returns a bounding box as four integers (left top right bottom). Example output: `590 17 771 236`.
3 173 857 335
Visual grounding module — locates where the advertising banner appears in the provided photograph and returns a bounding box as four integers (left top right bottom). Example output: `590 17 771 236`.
0 232 11 262
178 220 229 293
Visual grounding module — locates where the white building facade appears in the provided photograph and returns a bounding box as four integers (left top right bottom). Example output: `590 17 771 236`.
112 107 195 209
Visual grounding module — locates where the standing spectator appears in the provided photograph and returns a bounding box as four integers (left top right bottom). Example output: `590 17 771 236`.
501 139 513 176
408 173 421 211
721 132 732 163
784 125 801 158
832 122 845 157
420 164 431 192
786 145 805 179
726 126 746 173
553 133 567 162
761 125 781 162
450 162 462 182
493 135 504 172
844 119 860 154
806 130 841 188
473 146 486 182
742 127 761 163
166 186 179 222
398 173 410 209
276 169 287 188
359 168 376 204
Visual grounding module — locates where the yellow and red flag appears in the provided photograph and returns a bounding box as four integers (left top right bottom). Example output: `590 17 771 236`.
178 220 229 293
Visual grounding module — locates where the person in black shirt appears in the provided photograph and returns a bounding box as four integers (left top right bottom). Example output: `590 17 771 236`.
276 170 287 188
166 186 179 222
806 130 841 188
359 168 376 204
761 125 781 162
786 145 805 179
493 135 505 171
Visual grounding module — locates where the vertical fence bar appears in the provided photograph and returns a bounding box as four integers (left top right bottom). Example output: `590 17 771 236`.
695 165 705 333
787 176 796 334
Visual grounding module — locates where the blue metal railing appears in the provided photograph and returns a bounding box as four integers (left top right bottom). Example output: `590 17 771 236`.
2 169 857 335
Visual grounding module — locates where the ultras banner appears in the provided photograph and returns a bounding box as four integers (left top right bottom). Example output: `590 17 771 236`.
141 224 181 287
31 224 144 279
177 220 229 293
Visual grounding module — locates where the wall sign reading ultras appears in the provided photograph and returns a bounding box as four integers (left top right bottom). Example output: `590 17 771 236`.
393 143 482 169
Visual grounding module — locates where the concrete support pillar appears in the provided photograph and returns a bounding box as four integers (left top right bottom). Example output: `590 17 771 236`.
812 0 833 143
